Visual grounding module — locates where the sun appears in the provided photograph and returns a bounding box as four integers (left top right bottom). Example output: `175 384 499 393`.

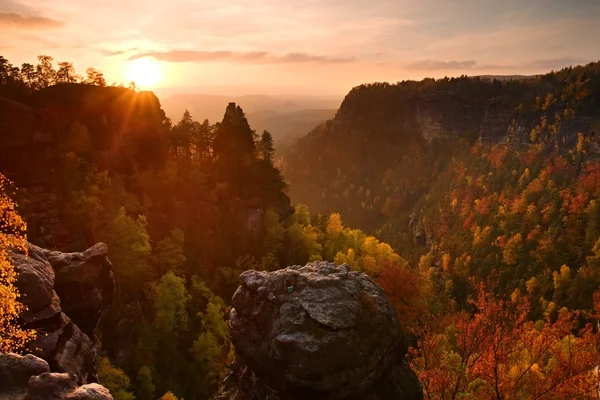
125 58 162 89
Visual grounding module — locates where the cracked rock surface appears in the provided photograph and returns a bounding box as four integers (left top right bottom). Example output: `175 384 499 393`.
215 261 422 400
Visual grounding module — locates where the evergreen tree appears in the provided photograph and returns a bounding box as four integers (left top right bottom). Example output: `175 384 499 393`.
258 130 275 163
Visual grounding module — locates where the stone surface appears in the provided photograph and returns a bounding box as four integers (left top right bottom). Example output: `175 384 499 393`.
9 242 114 384
0 353 113 400
216 261 422 400
0 353 50 399
43 243 114 336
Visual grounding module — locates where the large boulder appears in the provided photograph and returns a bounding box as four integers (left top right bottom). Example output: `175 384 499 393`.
0 353 113 400
10 243 114 384
215 261 422 400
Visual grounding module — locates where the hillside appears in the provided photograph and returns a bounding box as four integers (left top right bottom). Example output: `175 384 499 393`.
284 61 600 310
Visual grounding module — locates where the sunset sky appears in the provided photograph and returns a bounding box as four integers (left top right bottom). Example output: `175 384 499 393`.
1 0 599 95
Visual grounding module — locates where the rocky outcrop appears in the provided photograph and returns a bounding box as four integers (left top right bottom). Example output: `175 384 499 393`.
10 243 114 384
0 353 113 400
215 262 422 400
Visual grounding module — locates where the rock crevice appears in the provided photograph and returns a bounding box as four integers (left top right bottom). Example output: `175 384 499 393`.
1 242 115 399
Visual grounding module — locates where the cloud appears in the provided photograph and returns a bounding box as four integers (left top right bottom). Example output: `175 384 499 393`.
0 12 64 29
406 59 478 70
98 47 140 56
127 50 356 64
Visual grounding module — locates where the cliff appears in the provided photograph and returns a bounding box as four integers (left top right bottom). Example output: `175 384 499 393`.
284 63 600 233
214 262 422 400
0 242 114 399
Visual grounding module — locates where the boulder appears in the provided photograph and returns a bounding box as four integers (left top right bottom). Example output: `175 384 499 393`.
216 261 422 400
0 353 49 399
25 372 113 400
0 353 113 400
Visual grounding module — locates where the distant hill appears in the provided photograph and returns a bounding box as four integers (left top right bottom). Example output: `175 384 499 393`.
161 93 340 155
474 74 537 81
247 108 337 155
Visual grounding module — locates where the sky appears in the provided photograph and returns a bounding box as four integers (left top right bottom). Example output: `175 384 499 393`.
0 0 599 96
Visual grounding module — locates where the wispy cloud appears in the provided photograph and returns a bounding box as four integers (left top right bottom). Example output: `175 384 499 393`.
0 12 64 29
98 47 139 56
406 59 477 70
128 50 356 64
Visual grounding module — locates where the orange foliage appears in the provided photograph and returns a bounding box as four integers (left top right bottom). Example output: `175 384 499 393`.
0 174 36 352
376 261 423 324
410 279 600 399
488 145 509 169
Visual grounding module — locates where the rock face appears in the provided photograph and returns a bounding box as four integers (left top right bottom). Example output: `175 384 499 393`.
215 262 422 400
11 243 114 384
0 353 113 400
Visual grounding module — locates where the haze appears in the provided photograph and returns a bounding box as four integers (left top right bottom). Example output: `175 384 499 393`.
1 0 599 96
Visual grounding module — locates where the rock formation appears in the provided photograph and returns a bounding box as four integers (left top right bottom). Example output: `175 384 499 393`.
214 262 422 400
0 353 113 400
9 242 114 385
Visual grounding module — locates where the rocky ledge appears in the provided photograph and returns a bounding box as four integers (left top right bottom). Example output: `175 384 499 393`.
0 242 115 399
214 261 423 400
0 353 112 400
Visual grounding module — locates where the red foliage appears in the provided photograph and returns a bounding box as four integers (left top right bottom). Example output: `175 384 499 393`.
410 279 600 399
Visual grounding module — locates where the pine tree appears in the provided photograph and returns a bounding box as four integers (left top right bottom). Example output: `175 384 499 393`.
258 130 275 163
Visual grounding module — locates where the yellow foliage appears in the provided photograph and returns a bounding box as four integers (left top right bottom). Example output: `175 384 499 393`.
0 173 36 352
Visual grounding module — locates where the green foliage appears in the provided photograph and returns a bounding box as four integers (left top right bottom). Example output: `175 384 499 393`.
155 228 186 276
98 357 135 400
153 271 190 334
101 208 152 302
135 366 155 400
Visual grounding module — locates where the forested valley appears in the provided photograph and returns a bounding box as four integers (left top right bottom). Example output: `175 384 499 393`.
2 55 600 399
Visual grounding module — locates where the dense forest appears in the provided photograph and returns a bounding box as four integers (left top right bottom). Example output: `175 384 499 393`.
2 54 600 399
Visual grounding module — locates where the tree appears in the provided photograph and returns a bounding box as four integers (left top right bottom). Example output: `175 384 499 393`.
20 63 38 91
155 229 186 276
56 61 80 83
153 271 190 334
98 357 135 400
35 55 56 88
0 173 36 352
86 67 107 86
410 278 600 399
100 208 152 303
258 130 275 163
376 260 423 323
159 392 179 400
135 366 155 400
190 277 232 396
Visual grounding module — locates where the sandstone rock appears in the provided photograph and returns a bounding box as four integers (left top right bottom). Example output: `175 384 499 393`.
0 353 50 398
0 354 113 400
43 243 114 336
25 372 79 400
217 261 422 400
66 384 113 400
9 242 114 384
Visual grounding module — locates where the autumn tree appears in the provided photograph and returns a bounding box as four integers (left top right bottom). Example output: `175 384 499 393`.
98 357 135 400
410 278 600 400
0 174 35 352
